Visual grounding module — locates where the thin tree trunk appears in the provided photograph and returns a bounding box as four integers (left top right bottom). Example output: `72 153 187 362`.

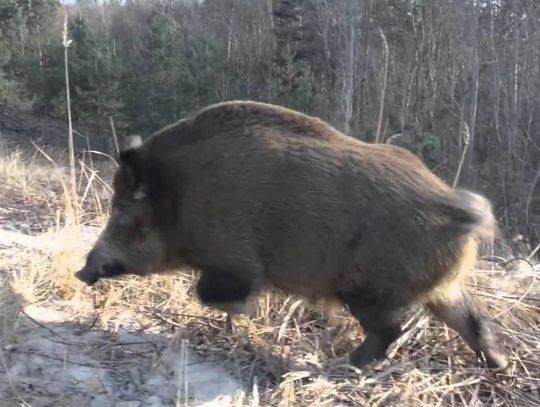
63 12 76 197
342 1 356 135
356 0 371 123
375 28 389 143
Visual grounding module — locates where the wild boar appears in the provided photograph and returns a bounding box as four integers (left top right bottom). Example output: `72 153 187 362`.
75 100 508 371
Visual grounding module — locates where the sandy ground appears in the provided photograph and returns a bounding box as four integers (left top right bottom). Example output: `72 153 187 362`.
0 223 246 407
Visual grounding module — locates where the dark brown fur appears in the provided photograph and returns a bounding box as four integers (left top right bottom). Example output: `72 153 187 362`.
76 100 508 371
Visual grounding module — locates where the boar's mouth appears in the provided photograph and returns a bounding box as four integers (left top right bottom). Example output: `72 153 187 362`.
75 261 127 286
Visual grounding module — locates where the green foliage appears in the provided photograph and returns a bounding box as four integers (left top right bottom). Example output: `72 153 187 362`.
0 70 23 104
0 0 538 249
1 0 68 115
0 0 311 132
0 0 539 242
65 15 124 127
118 9 225 133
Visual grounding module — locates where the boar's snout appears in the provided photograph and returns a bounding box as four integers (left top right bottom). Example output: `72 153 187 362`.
75 266 99 286
75 249 127 286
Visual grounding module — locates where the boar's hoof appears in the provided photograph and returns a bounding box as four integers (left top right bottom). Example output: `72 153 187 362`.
195 271 252 313
225 314 236 335
205 300 249 315
328 347 384 372
478 350 510 374
75 268 99 286
328 355 352 371
348 337 388 369
348 325 401 370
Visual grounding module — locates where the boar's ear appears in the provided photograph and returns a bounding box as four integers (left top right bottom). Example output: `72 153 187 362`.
120 134 143 153
118 135 147 200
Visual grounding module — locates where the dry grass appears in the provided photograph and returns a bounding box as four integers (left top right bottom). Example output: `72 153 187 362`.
0 137 539 406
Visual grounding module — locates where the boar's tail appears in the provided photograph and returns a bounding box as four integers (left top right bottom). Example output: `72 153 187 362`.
434 189 498 241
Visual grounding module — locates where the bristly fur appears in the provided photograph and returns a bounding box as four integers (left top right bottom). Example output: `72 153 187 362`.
77 100 507 371
434 189 499 242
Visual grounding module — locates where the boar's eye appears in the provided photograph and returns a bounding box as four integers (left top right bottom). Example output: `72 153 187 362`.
117 213 136 229
110 201 153 237
111 204 135 227
116 212 150 240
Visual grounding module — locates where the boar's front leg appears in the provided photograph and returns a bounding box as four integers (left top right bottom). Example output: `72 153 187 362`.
337 290 403 369
196 270 254 332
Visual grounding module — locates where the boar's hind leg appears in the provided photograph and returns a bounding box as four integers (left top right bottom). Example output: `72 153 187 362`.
426 290 508 371
196 270 252 315
338 291 403 369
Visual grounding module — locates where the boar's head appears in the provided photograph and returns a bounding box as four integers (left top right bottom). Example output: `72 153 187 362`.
75 135 169 286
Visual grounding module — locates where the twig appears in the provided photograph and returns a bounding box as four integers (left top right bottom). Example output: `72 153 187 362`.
0 347 31 406
277 299 303 342
20 308 63 338
98 341 157 348
499 257 535 271
109 116 120 157
492 274 538 319
81 149 119 167
527 244 540 262
452 122 471 188
480 255 508 263
146 308 226 323
21 350 100 369
78 159 113 192
29 139 60 168
150 311 224 328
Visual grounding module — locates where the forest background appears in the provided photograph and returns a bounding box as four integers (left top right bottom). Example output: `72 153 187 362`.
1 0 539 247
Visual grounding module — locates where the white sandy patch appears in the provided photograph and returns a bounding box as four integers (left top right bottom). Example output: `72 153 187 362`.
1 304 244 406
